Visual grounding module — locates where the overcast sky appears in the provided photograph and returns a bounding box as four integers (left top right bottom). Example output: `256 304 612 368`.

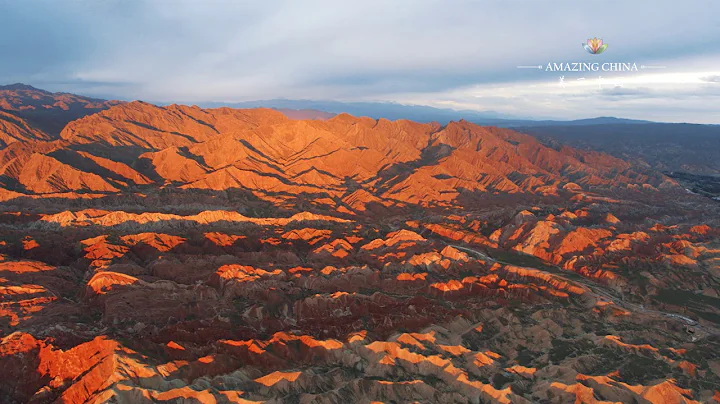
1 0 719 123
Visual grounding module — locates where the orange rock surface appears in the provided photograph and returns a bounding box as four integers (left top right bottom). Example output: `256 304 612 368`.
0 89 717 403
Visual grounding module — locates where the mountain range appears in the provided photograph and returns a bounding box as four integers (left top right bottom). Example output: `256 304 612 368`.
0 84 719 403
193 98 654 126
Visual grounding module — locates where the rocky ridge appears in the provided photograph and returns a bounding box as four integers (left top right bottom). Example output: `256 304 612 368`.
0 89 718 403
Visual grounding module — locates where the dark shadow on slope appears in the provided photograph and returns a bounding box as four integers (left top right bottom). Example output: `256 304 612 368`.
10 105 114 137
47 149 150 187
67 143 152 165
126 120 198 144
178 146 210 169
369 142 455 194
0 187 292 217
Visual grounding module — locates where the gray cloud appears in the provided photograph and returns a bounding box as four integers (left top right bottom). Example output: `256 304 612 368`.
0 0 719 122
597 87 652 97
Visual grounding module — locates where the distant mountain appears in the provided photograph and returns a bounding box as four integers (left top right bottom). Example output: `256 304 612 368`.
193 99 657 127
0 83 42 91
274 108 335 120
0 83 122 137
194 99 512 124
492 116 654 127
516 123 720 176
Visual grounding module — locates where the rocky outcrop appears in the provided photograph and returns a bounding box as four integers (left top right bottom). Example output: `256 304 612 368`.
0 88 718 403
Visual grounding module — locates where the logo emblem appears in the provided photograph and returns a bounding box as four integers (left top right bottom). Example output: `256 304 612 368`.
583 38 607 55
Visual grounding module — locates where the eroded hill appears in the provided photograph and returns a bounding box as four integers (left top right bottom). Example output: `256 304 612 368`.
0 93 719 403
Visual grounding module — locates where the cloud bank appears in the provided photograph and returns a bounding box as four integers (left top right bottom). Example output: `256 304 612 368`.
1 0 718 122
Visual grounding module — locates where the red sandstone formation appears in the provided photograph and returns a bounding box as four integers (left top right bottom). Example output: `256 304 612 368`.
0 88 718 403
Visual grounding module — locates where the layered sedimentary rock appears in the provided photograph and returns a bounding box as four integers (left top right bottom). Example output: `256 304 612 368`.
0 91 718 403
